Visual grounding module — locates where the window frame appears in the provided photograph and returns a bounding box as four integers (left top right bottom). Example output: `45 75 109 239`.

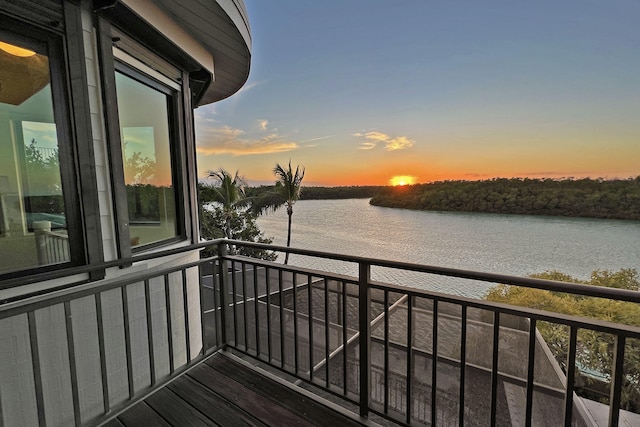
97 18 193 259
0 7 103 285
114 62 187 252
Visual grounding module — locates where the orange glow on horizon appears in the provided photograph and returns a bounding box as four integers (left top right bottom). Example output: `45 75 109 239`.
390 175 417 186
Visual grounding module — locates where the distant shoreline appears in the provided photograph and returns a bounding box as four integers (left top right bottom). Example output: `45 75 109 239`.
369 177 640 221
246 177 640 221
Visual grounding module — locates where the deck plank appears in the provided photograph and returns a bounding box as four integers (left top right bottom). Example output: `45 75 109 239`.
206 355 363 427
112 352 364 426
101 418 126 427
117 402 171 427
145 387 217 427
167 375 268 427
187 362 316 427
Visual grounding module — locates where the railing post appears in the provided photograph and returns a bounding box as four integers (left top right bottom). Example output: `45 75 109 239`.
358 261 371 417
217 240 229 348
33 220 51 265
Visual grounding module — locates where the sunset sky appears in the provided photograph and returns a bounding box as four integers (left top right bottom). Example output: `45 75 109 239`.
194 1 640 187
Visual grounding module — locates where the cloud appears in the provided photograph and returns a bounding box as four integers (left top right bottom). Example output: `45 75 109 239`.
299 135 335 144
197 125 299 156
258 119 269 130
354 131 415 151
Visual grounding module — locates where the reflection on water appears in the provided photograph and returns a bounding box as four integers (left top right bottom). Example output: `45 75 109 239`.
257 199 640 298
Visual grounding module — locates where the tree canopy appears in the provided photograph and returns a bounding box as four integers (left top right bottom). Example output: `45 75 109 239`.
485 269 640 411
198 181 276 261
370 177 640 220
204 169 250 241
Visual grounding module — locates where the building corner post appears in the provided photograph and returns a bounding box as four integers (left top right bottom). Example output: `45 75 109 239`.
358 261 371 417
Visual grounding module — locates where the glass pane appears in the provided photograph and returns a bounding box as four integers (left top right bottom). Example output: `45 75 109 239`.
115 71 177 247
0 38 70 274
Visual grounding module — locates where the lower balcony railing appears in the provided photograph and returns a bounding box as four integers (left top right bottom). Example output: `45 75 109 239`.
1 238 638 427
211 240 640 427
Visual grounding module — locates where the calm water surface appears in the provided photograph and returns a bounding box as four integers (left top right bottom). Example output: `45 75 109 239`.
257 199 640 298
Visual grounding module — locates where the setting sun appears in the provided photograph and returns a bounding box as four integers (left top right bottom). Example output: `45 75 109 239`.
390 175 417 186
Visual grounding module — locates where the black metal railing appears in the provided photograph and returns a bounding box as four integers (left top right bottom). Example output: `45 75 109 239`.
0 242 221 427
215 239 640 427
1 238 639 426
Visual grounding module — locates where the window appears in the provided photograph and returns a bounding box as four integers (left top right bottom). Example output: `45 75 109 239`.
97 19 194 258
114 68 180 247
0 32 74 275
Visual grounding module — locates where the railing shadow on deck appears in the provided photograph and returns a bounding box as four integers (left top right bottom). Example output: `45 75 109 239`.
1 238 639 427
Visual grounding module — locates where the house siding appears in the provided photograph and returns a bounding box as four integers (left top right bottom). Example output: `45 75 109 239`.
1 0 252 424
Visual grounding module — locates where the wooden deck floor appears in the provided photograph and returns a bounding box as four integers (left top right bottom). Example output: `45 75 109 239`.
102 352 365 427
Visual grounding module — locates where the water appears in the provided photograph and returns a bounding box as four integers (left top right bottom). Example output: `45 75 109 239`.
257 199 640 298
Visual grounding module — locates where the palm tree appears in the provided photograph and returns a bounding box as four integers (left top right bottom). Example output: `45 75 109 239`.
273 161 305 264
206 169 248 242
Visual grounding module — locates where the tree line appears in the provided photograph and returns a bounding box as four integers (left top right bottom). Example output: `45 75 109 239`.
369 177 640 220
300 186 385 200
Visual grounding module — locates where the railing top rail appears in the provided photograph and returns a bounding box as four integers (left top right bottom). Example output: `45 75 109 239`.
0 255 217 319
3 237 638 310
224 252 640 338
0 239 221 292
225 239 640 304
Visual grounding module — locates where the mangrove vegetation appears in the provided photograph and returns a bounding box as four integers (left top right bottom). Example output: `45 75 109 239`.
369 177 640 220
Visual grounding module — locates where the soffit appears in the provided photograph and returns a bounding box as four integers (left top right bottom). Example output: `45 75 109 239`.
152 0 252 106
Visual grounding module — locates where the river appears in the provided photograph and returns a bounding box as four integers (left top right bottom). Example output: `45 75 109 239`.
256 199 640 298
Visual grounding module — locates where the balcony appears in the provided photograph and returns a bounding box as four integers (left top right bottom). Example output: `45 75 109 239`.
1 239 639 426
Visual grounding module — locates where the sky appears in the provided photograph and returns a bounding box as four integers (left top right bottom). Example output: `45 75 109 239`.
194 1 640 187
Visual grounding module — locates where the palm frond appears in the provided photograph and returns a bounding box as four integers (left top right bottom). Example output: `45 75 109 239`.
273 161 305 203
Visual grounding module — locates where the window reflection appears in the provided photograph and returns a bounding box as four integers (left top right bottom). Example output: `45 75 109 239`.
0 39 69 274
115 71 177 247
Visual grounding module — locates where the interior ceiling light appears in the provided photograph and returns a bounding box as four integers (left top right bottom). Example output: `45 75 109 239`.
0 40 49 105
0 41 36 57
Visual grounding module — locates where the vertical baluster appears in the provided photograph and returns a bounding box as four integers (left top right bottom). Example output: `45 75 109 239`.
47 236 53 263
384 290 389 415
324 278 330 388
121 286 134 398
293 272 299 374
242 262 248 352
181 269 191 362
64 301 81 426
406 295 413 424
431 299 438 427
564 327 578 427
459 305 467 425
253 264 260 358
164 274 174 373
609 335 626 427
359 262 371 418
216 243 229 350
211 264 220 348
342 281 348 396
525 318 537 427
279 268 285 369
144 280 156 386
266 267 272 363
95 292 110 414
199 263 207 354
28 311 46 426
308 275 314 380
231 260 238 347
490 312 500 426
